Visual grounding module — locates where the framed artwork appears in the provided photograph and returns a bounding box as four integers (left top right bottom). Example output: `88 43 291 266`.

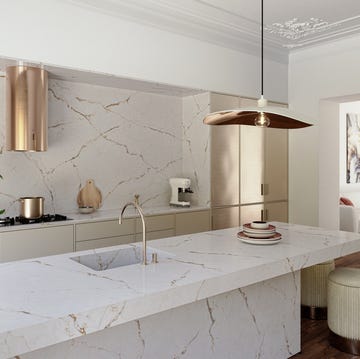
347 113 360 183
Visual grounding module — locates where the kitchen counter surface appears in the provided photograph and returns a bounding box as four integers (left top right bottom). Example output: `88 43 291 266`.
0 205 209 233
1 222 360 358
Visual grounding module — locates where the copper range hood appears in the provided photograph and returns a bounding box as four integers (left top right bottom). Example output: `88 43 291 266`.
6 65 48 152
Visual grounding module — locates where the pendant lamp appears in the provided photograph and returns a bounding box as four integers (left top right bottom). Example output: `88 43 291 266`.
203 0 312 129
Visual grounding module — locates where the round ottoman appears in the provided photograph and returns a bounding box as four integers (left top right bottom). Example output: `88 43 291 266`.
328 267 360 355
301 260 335 319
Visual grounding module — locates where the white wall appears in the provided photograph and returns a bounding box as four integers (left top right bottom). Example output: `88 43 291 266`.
318 100 340 229
339 101 360 205
289 34 360 227
0 0 288 103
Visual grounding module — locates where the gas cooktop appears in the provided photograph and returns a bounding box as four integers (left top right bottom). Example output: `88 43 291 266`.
0 214 70 227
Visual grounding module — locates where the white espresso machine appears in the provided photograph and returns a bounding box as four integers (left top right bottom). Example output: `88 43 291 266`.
169 178 193 207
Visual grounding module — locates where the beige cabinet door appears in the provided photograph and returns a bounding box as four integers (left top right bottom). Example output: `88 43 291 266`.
239 98 288 205
210 94 240 207
211 125 240 206
0 225 74 262
240 202 288 224
240 204 264 225
135 229 175 241
264 128 288 202
239 97 265 205
212 206 239 230
75 218 136 251
135 214 174 233
175 210 211 235
210 93 239 112
75 234 135 251
75 218 135 242
135 214 175 241
265 202 288 222
240 125 265 204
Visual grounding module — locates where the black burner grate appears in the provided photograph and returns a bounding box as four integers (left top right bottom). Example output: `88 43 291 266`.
0 214 69 226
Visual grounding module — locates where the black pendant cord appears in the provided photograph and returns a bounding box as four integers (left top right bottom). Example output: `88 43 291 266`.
261 0 264 97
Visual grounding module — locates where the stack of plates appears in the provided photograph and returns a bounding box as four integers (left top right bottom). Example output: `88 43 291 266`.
237 222 282 245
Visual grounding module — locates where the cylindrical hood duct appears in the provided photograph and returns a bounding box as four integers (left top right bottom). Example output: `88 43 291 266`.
6 65 48 152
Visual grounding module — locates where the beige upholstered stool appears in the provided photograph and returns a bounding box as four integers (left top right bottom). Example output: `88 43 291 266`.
328 267 360 355
301 260 335 319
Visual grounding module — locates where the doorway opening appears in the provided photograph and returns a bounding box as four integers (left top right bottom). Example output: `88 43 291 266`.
319 95 360 230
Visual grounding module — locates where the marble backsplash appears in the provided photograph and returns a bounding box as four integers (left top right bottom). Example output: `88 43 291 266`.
182 93 210 208
0 77 210 216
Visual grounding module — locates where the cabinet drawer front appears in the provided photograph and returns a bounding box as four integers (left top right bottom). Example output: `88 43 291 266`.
75 234 135 251
135 214 174 233
266 202 288 222
135 229 175 242
212 206 239 230
211 125 240 206
76 218 135 242
175 210 211 236
0 226 74 262
240 204 264 225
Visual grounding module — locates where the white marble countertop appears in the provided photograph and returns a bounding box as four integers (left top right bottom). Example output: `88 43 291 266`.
1 222 360 358
0 205 209 233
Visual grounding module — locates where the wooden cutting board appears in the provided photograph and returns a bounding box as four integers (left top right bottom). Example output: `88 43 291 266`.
77 179 102 209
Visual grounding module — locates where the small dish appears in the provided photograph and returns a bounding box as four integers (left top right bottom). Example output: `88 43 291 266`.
238 231 281 241
243 231 276 239
78 206 95 214
250 221 269 229
243 223 276 233
237 231 282 245
239 237 282 245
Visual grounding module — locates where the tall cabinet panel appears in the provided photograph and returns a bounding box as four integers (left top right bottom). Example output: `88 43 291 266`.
241 201 288 224
211 126 239 206
212 207 240 230
240 125 265 204
210 93 240 207
264 116 288 202
210 93 289 230
266 201 288 222
240 204 264 225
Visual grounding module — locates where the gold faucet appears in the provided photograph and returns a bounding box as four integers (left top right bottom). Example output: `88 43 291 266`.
134 194 140 205
119 202 147 265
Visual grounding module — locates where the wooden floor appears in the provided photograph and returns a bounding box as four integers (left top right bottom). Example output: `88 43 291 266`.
292 252 360 358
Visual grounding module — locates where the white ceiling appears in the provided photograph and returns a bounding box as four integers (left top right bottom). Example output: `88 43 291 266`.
224 0 360 48
66 0 360 62
66 0 360 61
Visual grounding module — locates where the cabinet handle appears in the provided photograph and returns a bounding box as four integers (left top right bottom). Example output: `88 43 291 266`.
261 184 264 196
261 209 264 221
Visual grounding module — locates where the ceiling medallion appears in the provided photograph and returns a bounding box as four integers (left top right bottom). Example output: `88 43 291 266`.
265 17 339 41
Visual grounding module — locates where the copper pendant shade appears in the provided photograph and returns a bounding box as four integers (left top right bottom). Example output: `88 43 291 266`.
203 105 312 129
6 65 48 151
203 0 312 129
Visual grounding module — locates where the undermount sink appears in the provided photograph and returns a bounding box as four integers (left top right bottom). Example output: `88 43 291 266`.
70 245 173 271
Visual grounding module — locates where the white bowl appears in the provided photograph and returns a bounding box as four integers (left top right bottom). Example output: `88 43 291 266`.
250 221 269 229
78 206 95 214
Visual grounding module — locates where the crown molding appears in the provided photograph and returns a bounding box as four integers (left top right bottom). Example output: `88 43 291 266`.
264 15 360 49
64 0 289 64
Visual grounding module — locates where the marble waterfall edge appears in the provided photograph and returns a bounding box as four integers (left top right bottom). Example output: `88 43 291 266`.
17 272 300 359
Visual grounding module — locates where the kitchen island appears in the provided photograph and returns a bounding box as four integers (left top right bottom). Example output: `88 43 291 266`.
1 222 360 359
